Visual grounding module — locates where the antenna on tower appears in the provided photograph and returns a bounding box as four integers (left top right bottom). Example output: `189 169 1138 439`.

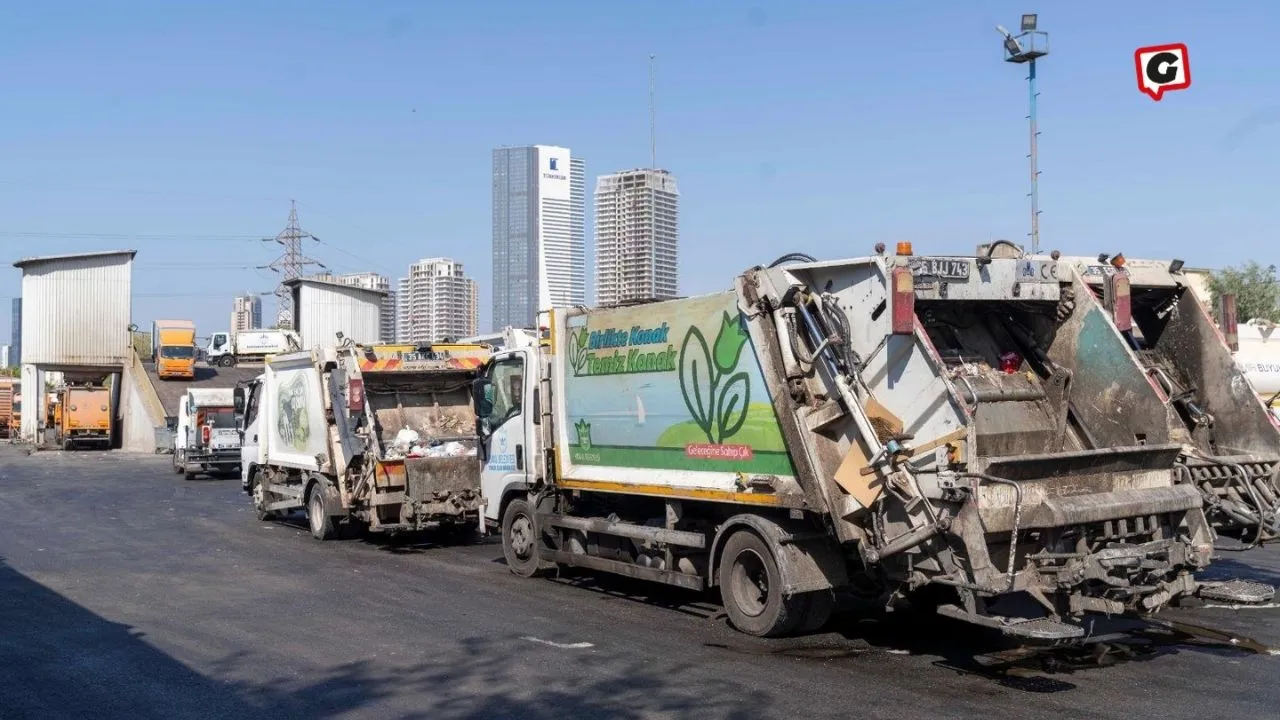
259 200 326 329
648 53 657 169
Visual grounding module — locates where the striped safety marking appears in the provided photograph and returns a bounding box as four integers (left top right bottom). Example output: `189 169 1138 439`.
358 355 486 372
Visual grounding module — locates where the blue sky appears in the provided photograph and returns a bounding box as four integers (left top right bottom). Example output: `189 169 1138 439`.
1 1 1277 340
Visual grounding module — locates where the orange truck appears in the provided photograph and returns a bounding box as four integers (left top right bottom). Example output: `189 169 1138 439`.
56 385 112 451
153 320 197 380
0 378 15 439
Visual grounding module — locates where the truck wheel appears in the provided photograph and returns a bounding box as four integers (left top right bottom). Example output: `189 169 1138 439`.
172 453 183 474
719 529 805 638
219 356 236 368
307 487 336 541
251 477 275 521
502 499 541 577
62 439 73 452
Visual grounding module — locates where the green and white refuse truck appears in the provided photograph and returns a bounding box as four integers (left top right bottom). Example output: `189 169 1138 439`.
472 244 1273 639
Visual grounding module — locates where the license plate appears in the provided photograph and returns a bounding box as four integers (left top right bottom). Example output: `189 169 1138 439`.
910 258 971 280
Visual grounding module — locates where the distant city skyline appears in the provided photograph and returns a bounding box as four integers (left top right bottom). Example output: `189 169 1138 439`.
594 168 680 306
230 293 262 334
8 299 20 367
397 257 478 343
491 145 585 331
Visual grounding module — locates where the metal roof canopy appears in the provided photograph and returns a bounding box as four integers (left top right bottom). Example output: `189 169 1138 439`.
13 249 138 269
285 277 387 349
283 276 388 296
14 249 137 369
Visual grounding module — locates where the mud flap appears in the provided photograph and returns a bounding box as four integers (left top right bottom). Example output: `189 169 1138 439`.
710 514 849 595
313 476 345 518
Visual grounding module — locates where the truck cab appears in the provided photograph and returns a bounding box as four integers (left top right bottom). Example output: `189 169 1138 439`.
173 389 241 480
473 345 544 531
154 320 197 380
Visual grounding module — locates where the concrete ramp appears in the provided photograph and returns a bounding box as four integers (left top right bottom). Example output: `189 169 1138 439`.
119 353 263 453
141 362 262 418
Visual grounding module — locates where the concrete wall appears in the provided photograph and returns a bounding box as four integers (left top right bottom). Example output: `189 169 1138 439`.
120 350 167 453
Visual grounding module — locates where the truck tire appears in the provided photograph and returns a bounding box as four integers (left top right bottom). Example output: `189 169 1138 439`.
172 452 184 474
219 356 236 368
718 529 805 638
502 499 541 577
307 487 336 541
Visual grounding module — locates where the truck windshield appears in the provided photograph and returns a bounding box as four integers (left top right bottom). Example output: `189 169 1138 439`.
161 346 195 359
208 408 237 428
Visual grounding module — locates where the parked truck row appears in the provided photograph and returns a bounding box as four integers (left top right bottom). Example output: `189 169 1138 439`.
237 245 1277 640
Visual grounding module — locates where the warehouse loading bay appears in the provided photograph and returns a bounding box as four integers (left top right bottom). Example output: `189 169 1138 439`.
0 444 1278 719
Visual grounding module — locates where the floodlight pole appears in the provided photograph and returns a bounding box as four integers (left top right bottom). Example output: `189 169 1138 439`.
1028 57 1041 255
1002 20 1048 255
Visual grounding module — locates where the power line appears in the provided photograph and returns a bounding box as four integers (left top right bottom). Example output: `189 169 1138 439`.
0 231 262 242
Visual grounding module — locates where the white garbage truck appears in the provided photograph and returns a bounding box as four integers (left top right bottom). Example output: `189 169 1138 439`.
207 329 302 367
172 388 241 480
470 244 1273 639
236 340 493 540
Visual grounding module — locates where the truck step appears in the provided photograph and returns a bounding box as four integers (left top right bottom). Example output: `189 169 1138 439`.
1197 579 1275 604
936 604 1086 641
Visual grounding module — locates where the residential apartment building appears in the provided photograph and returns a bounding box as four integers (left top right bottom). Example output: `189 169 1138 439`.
396 258 478 344
230 293 262 333
312 271 397 342
492 145 585 329
594 168 680 306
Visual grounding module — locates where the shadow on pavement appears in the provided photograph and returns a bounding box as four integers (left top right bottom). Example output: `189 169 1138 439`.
0 558 258 719
0 557 770 719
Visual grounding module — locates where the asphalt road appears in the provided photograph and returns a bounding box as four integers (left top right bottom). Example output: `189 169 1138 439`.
2 446 1279 719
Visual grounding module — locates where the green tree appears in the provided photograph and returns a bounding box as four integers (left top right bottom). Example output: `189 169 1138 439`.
1207 261 1280 324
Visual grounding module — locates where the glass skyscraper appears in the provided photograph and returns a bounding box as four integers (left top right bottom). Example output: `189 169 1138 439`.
9 298 20 366
491 145 584 330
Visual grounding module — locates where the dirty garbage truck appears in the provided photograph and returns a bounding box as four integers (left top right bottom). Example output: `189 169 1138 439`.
173 388 241 480
474 244 1274 640
237 341 492 540
1062 254 1280 544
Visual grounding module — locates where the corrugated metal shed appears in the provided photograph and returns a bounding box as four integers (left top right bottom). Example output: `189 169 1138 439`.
286 278 385 350
13 250 136 367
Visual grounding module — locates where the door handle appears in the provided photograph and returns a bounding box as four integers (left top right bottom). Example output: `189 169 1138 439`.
253 434 258 442
516 444 524 470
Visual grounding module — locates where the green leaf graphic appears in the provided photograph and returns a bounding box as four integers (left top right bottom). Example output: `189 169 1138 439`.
678 326 715 442
575 418 593 450
715 372 751 442
712 312 749 374
568 329 590 375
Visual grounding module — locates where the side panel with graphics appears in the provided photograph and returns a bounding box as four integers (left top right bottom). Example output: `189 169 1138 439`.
262 355 327 471
555 292 798 493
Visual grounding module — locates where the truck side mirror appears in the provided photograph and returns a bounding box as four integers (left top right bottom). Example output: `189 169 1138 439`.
472 377 493 420
233 387 246 414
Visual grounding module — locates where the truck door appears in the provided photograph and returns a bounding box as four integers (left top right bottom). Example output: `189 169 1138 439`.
238 380 263 491
479 352 531 524
175 395 190 455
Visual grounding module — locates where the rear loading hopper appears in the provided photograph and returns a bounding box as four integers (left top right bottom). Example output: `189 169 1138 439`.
1063 255 1280 546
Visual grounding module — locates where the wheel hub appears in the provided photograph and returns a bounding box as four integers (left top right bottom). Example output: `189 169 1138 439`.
510 516 534 558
